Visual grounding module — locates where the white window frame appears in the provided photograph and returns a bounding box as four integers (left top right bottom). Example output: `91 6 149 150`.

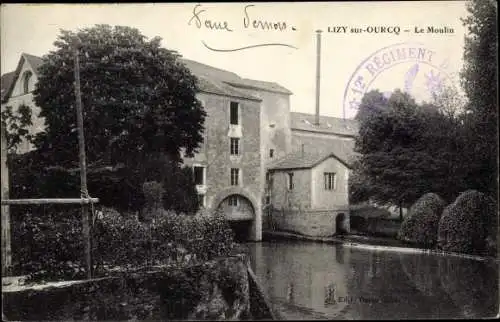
230 168 240 186
230 137 240 155
324 172 337 190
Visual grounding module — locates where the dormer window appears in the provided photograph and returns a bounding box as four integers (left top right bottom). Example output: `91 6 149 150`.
22 71 33 94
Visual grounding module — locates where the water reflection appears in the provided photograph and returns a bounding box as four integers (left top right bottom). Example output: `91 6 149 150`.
248 241 498 320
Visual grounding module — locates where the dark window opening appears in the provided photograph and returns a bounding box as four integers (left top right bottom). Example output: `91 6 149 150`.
228 195 238 206
23 71 32 94
197 194 205 207
193 166 204 185
230 102 239 125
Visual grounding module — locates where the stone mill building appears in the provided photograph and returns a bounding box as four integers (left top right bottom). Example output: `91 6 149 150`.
1 52 359 241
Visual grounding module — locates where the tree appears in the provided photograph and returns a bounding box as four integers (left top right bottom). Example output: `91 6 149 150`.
0 104 33 153
350 89 467 209
6 25 206 214
32 24 206 168
460 0 498 198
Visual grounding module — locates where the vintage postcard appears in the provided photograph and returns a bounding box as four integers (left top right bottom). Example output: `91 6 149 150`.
1 1 498 320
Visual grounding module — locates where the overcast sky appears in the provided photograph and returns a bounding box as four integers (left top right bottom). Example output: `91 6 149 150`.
1 1 468 118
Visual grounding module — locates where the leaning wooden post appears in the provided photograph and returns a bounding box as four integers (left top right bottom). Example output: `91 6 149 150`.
1 126 12 276
72 36 92 279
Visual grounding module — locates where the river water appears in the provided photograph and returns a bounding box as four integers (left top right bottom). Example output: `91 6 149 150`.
247 241 499 320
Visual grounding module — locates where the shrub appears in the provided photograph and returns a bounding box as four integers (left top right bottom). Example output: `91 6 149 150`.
11 205 86 281
398 193 446 247
437 190 497 256
11 204 235 282
93 207 235 272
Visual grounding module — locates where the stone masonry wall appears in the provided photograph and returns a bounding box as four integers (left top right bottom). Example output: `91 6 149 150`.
292 131 356 163
311 156 350 209
269 208 350 237
184 93 262 209
183 92 263 240
2 255 274 321
270 169 311 210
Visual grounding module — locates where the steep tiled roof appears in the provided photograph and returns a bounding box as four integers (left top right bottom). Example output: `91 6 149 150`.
2 53 281 102
1 71 15 101
268 150 352 171
195 76 261 101
225 79 293 95
1 53 45 103
180 58 292 95
291 112 359 137
22 53 44 73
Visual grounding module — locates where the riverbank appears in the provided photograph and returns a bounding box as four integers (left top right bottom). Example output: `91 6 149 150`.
2 255 276 321
262 230 498 262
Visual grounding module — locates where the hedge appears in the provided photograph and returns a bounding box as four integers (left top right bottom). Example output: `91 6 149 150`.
398 193 446 247
437 190 497 256
11 206 236 282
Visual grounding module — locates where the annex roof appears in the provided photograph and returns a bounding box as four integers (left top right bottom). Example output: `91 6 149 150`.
268 150 352 171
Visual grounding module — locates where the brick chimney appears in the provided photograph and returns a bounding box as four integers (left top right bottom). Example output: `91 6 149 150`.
315 29 322 126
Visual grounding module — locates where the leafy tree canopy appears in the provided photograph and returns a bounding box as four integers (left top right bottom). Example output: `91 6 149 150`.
350 89 468 207
460 0 498 197
32 24 206 168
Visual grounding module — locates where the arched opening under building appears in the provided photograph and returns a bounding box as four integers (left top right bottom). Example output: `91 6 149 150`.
336 213 347 235
217 194 255 242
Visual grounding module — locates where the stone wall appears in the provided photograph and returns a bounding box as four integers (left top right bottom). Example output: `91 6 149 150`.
291 130 356 162
350 216 401 237
183 92 263 240
2 255 274 321
311 156 350 209
271 169 311 209
184 92 262 210
269 208 350 237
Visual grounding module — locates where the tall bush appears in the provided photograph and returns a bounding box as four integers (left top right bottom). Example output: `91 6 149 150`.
398 193 446 247
11 205 86 281
93 208 235 273
12 205 236 282
437 190 496 256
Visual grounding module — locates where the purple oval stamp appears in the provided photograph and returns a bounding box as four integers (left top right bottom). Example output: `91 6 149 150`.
343 42 458 119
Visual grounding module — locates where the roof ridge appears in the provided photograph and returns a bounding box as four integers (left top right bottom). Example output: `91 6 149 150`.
268 150 352 171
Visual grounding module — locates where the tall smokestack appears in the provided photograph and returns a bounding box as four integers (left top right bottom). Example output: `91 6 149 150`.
315 29 322 126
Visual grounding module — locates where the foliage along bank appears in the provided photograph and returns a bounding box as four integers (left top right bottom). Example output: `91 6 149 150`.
398 190 497 257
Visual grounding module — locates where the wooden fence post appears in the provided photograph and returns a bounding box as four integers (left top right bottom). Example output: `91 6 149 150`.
73 36 92 279
1 126 12 276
